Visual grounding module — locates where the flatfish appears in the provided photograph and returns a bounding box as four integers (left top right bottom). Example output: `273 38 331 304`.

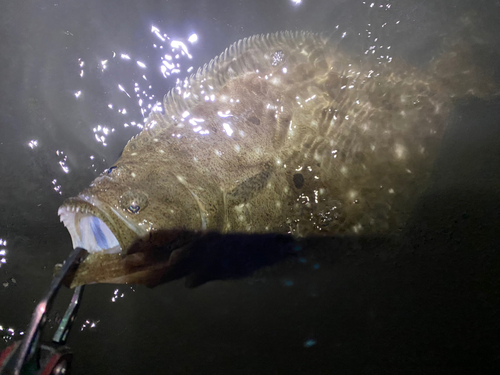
58 31 492 286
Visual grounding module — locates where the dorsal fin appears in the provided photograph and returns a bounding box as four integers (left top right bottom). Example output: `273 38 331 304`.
124 31 326 152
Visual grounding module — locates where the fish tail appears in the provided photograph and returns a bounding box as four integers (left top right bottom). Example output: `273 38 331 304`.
428 12 500 99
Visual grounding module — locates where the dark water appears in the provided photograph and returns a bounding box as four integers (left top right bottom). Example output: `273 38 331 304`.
1 0 500 373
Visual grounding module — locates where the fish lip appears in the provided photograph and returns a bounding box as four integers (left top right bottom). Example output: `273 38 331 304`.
58 195 145 255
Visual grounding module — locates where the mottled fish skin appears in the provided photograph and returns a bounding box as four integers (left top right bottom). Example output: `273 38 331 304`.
58 31 486 286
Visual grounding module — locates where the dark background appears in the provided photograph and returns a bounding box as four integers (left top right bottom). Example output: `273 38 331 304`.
1 0 500 373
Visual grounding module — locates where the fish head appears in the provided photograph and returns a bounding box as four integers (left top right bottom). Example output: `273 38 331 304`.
58 160 202 265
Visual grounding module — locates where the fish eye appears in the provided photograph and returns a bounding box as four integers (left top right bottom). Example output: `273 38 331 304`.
127 204 140 214
107 166 117 174
120 190 148 214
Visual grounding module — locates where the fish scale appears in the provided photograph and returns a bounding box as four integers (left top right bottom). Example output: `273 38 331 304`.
58 30 492 286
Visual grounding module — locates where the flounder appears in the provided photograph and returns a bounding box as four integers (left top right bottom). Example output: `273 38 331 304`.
58 31 494 287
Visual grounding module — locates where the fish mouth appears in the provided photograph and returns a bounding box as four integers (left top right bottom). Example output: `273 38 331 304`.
58 196 192 287
58 195 142 255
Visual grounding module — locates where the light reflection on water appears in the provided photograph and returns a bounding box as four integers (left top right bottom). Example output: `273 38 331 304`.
0 239 7 269
73 25 198 151
0 238 26 344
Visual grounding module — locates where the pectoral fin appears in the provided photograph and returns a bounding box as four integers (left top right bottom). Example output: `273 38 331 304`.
226 163 273 206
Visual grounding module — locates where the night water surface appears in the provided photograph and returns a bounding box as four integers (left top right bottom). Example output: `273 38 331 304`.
1 0 500 373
